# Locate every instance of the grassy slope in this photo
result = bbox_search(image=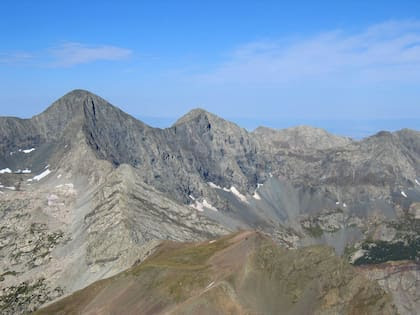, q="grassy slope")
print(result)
[35,231,396,315]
